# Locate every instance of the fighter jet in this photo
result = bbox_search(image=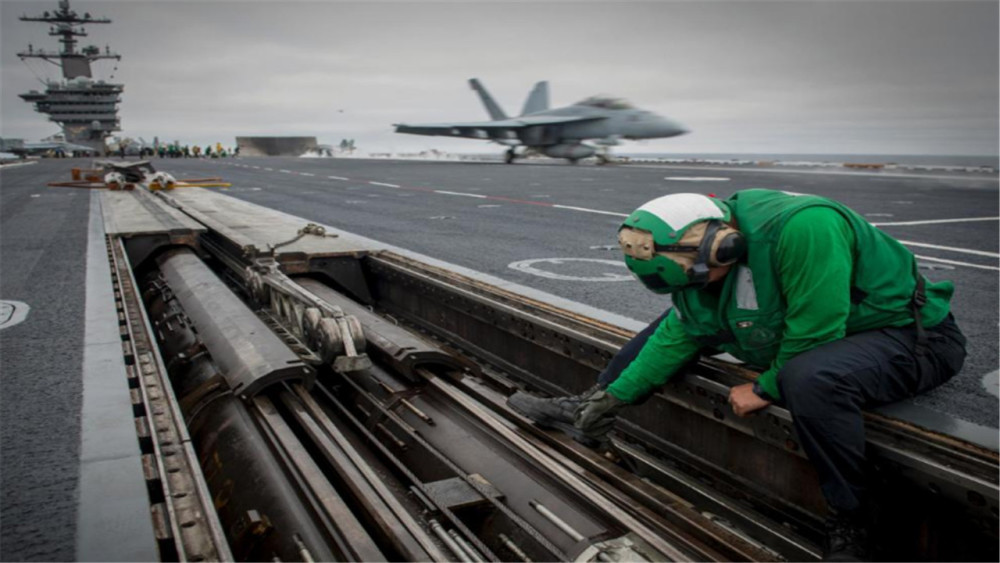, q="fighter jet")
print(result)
[4,139,100,157]
[394,78,688,164]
